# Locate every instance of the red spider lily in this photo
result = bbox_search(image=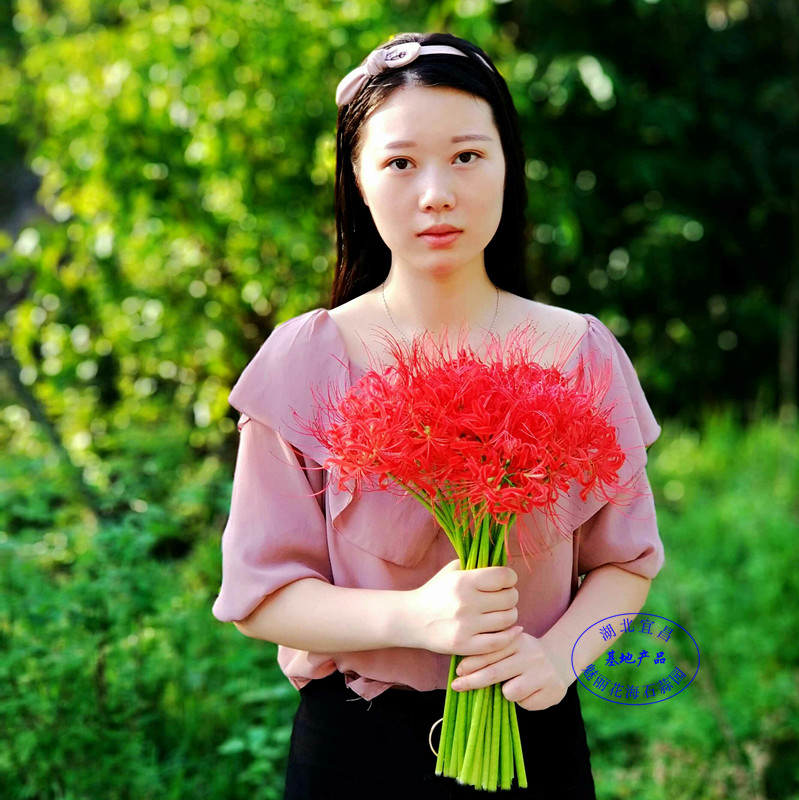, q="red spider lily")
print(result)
[291,317,648,791]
